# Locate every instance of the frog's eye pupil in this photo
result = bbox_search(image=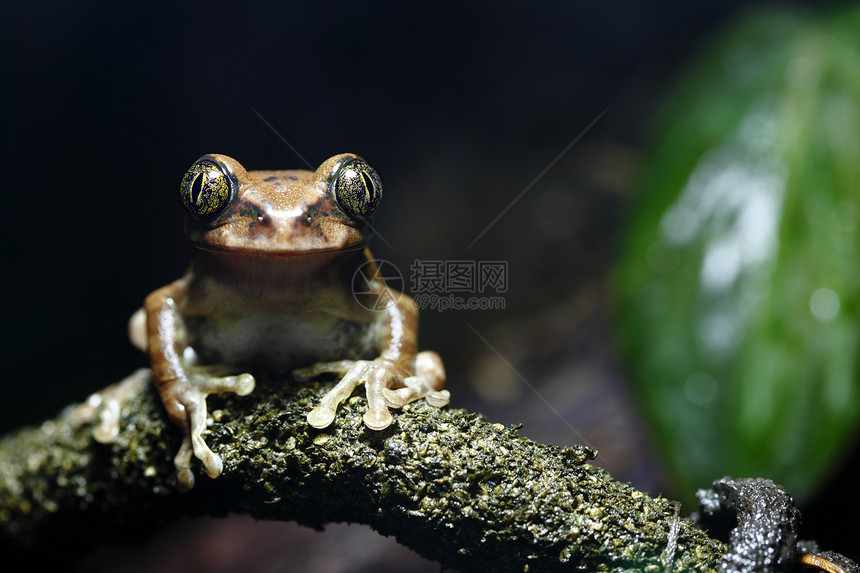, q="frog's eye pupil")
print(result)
[190,173,203,205]
[180,159,233,219]
[360,172,374,201]
[333,158,382,221]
